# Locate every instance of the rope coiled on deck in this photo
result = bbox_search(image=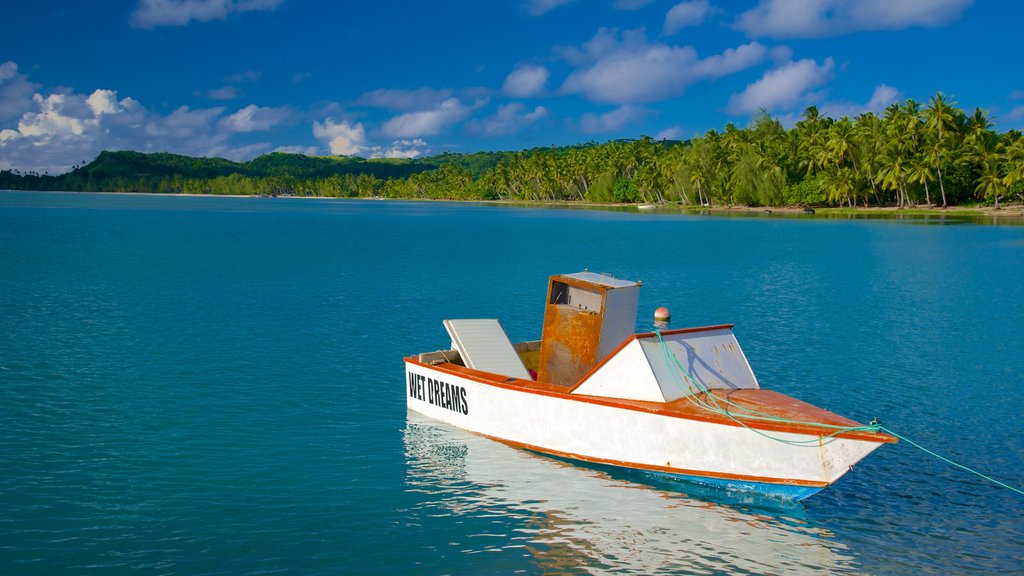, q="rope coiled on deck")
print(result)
[653,330,1024,496]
